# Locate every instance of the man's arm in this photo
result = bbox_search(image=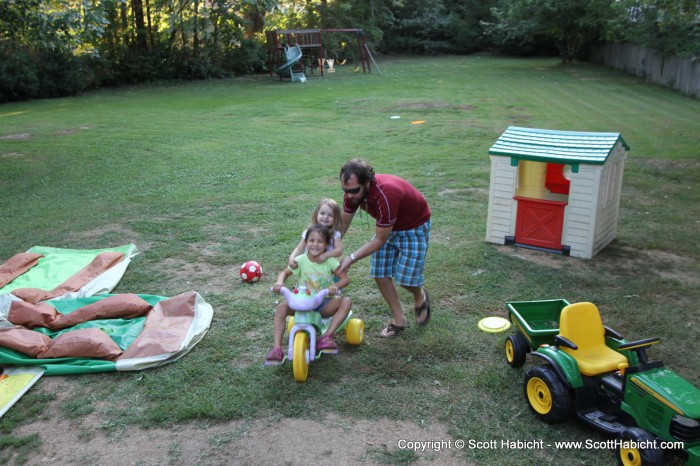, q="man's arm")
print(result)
[340,211,355,237]
[338,225,392,274]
